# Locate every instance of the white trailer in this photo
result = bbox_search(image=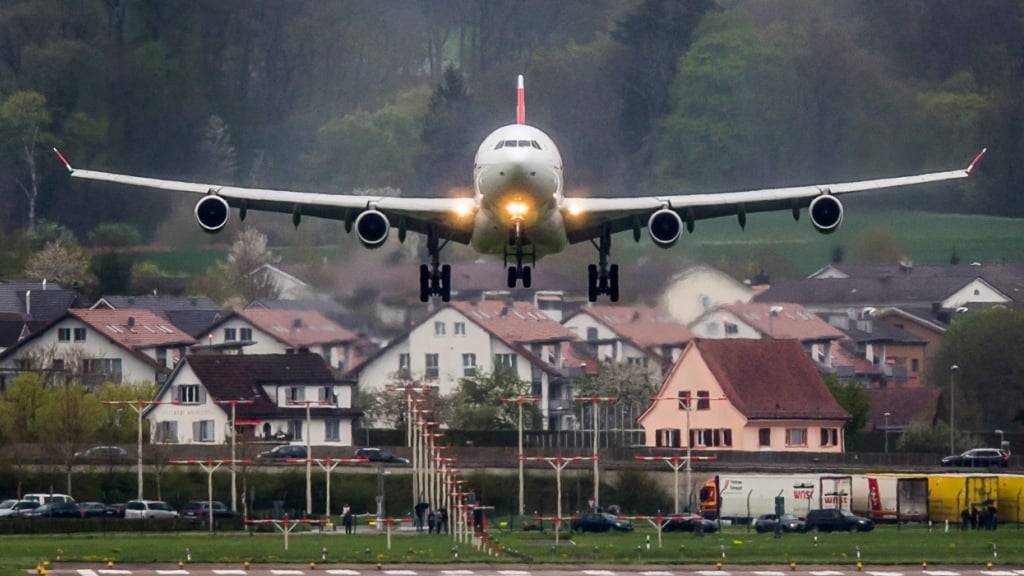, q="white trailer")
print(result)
[714,473,837,520]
